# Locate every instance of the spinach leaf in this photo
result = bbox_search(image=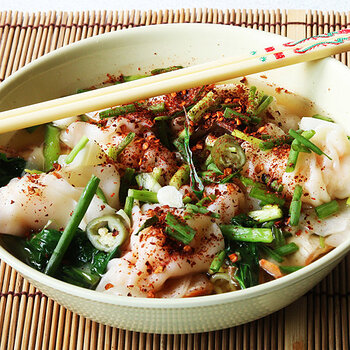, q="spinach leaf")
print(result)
[230,213,258,228]
[226,241,260,289]
[0,152,26,187]
[24,227,119,289]
[24,229,61,271]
